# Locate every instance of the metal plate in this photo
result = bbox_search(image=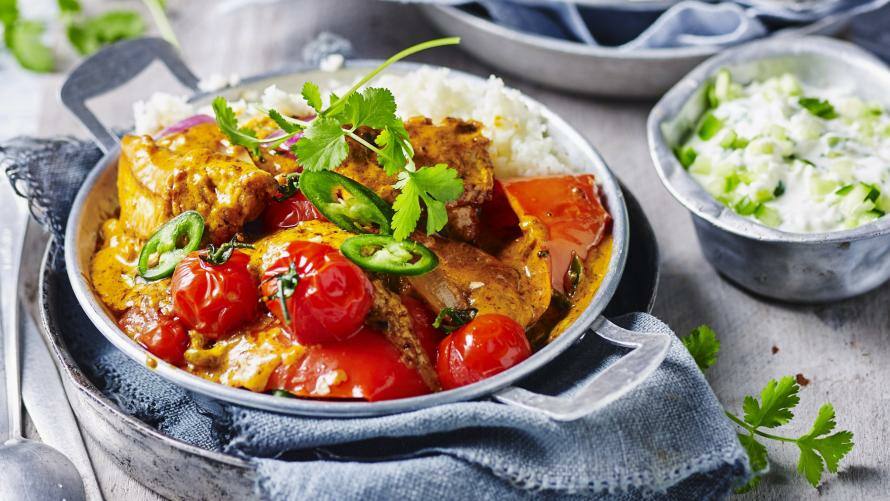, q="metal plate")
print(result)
[42,188,658,500]
[420,5,860,98]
